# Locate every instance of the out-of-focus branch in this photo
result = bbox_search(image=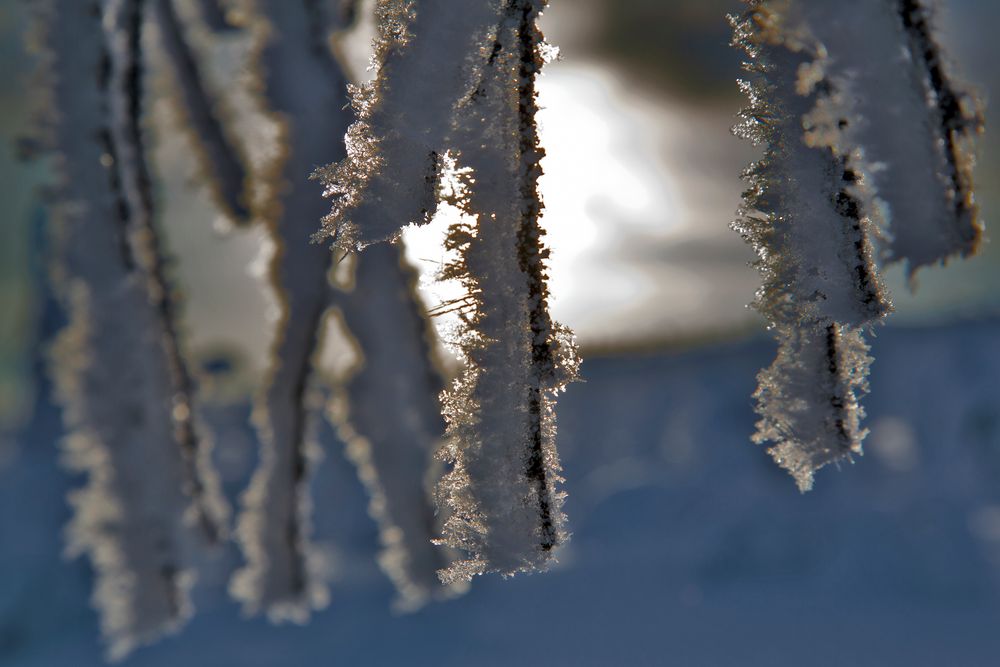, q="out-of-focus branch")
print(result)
[40,0,227,658]
[152,0,252,223]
